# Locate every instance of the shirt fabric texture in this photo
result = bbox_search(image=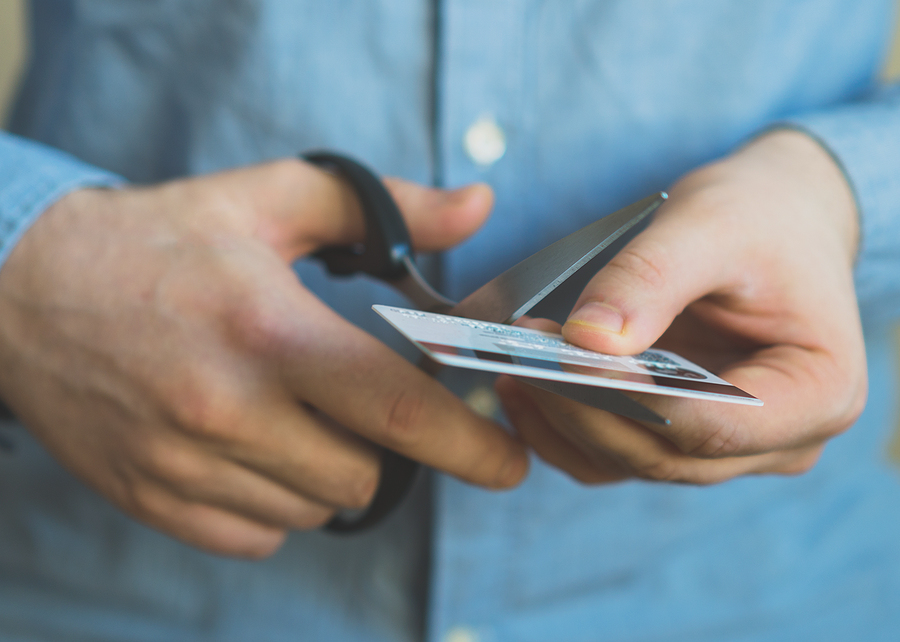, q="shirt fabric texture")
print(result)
[2,1,900,640]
